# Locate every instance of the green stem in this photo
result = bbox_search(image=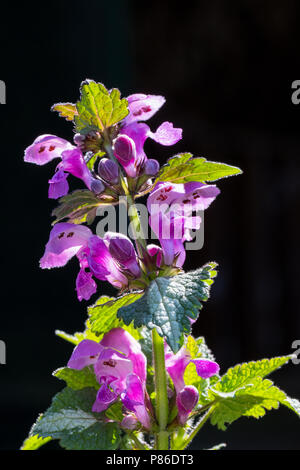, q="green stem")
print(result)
[152,328,169,450]
[126,193,147,255]
[177,406,215,450]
